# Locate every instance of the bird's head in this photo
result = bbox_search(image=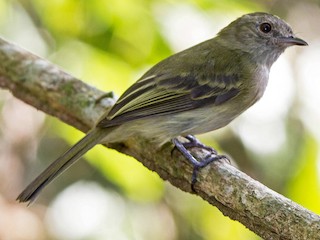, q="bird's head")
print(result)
[217,12,307,66]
